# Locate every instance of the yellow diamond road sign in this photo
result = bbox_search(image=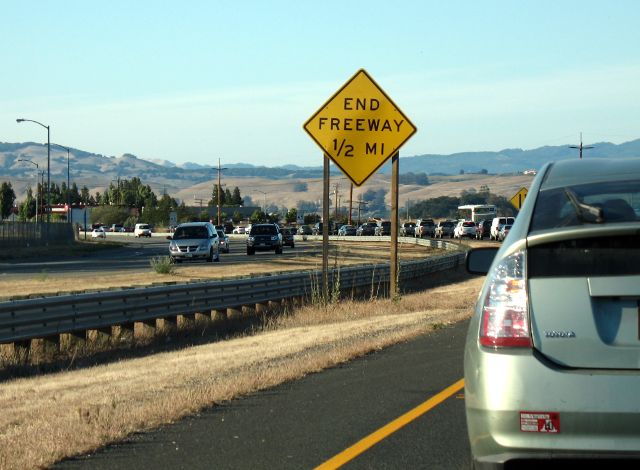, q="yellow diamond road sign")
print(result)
[510,187,528,210]
[304,69,417,186]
